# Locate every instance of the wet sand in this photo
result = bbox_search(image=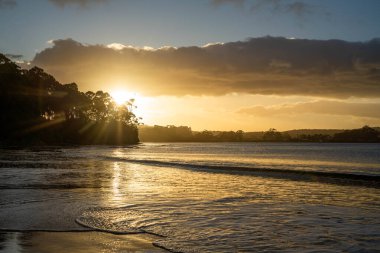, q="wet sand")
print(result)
[0,231,166,253]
